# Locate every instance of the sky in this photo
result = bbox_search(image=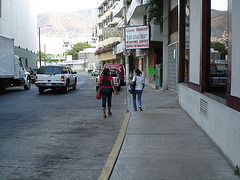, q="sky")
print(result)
[211,0,228,11]
[35,0,228,14]
[35,0,99,14]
